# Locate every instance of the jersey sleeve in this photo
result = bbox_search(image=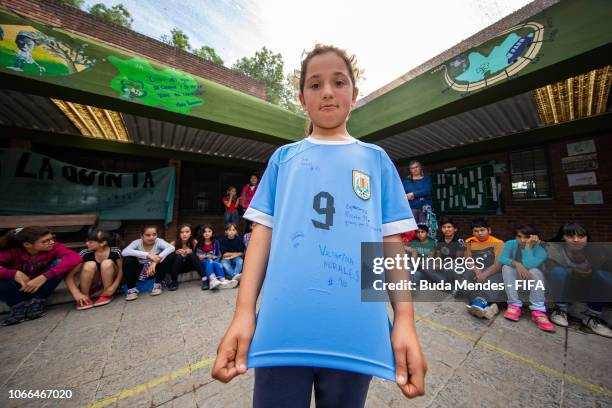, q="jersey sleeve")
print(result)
[243,148,281,228]
[380,150,417,236]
